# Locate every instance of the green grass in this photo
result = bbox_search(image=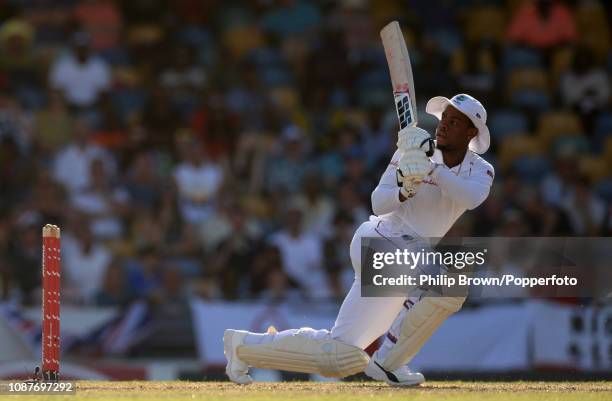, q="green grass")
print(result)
[3,381,612,401]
